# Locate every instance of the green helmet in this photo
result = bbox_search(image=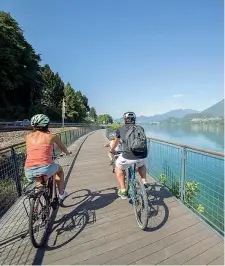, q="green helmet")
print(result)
[109,132,116,140]
[31,114,50,128]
